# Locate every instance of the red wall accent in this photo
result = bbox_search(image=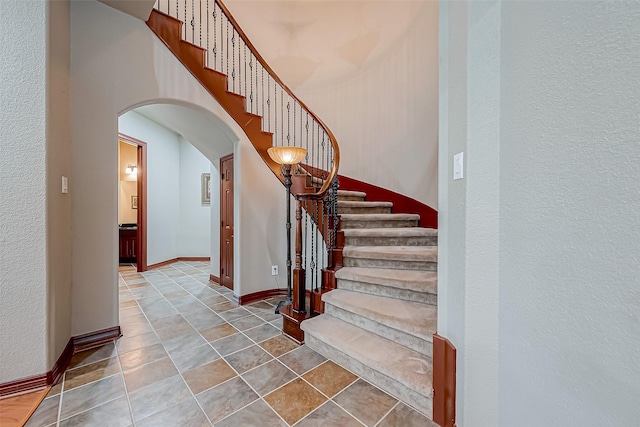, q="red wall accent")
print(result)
[337,174,438,228]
